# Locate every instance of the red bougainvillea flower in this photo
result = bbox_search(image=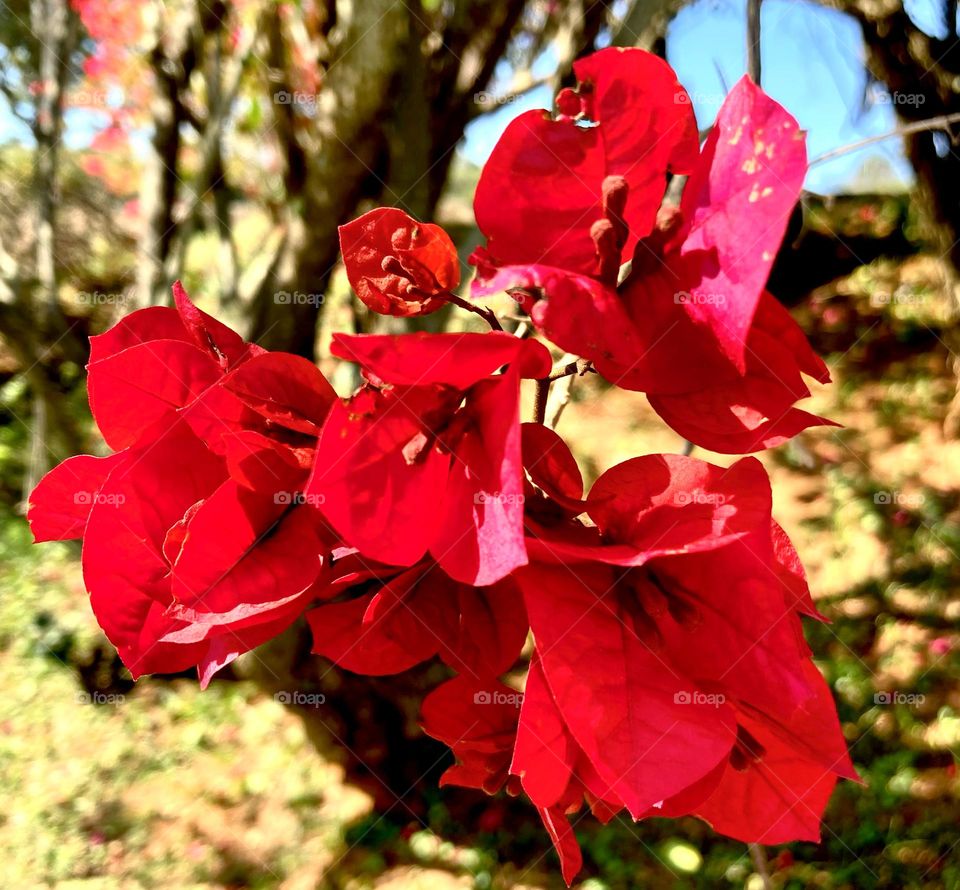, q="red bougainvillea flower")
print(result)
[472,49,834,453]
[427,431,854,882]
[339,207,460,317]
[306,331,551,585]
[28,284,340,683]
